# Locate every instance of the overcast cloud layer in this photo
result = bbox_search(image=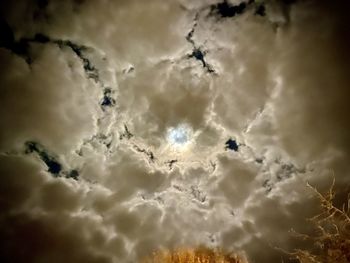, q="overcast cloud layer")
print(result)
[1,0,350,262]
